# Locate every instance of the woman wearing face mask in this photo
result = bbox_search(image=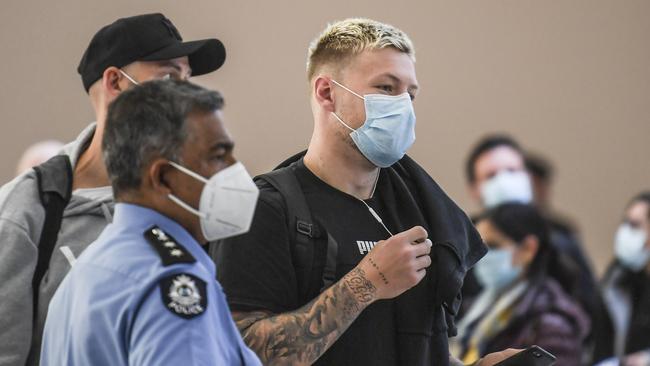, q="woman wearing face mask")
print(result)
[596,192,650,366]
[451,203,589,366]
